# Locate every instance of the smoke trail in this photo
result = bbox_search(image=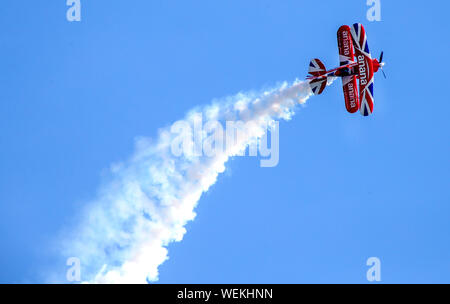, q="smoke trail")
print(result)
[63,78,329,283]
